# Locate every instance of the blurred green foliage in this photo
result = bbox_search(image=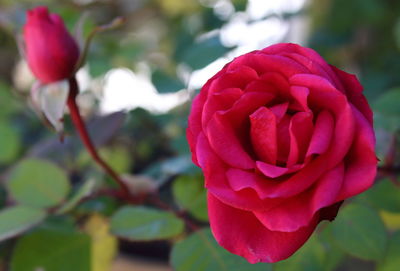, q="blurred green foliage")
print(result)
[0,0,399,270]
